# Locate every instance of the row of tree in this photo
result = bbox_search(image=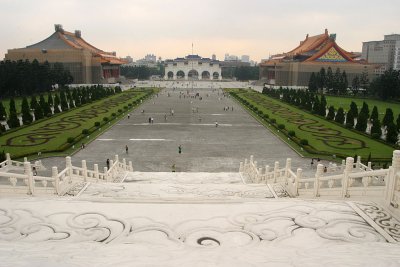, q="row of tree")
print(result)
[0,59,73,97]
[0,85,122,131]
[369,69,400,100]
[120,64,164,80]
[308,66,354,94]
[262,87,399,144]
